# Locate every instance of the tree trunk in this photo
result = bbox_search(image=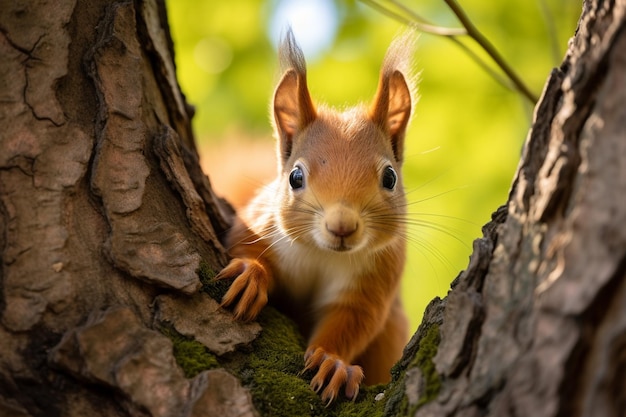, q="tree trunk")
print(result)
[0,1,624,417]
[391,1,626,416]
[0,1,246,416]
